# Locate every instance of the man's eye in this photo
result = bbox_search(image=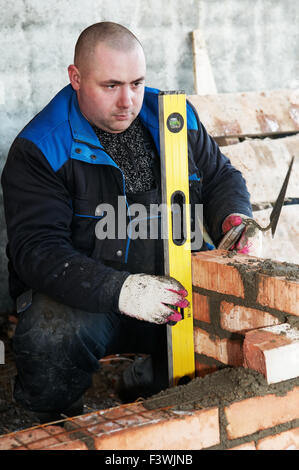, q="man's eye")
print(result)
[132,82,144,90]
